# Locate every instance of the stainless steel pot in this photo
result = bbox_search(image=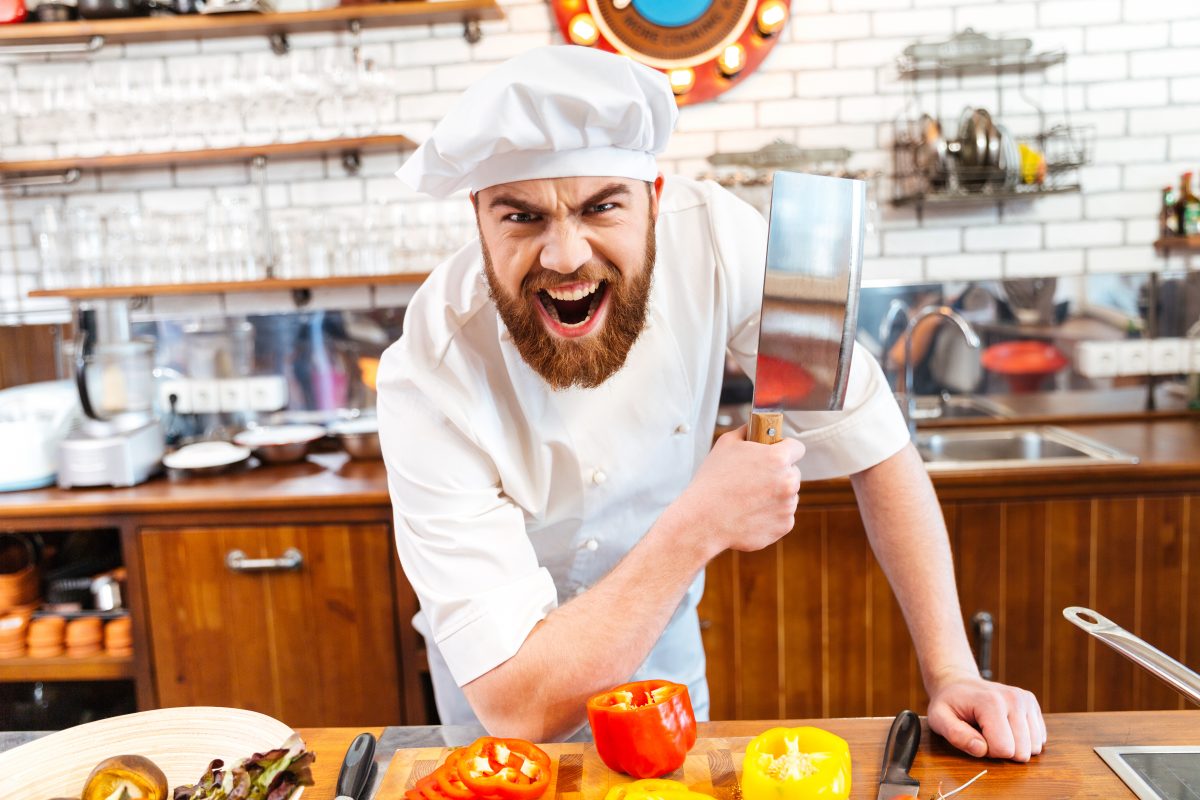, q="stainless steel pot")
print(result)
[1064,606,1200,706]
